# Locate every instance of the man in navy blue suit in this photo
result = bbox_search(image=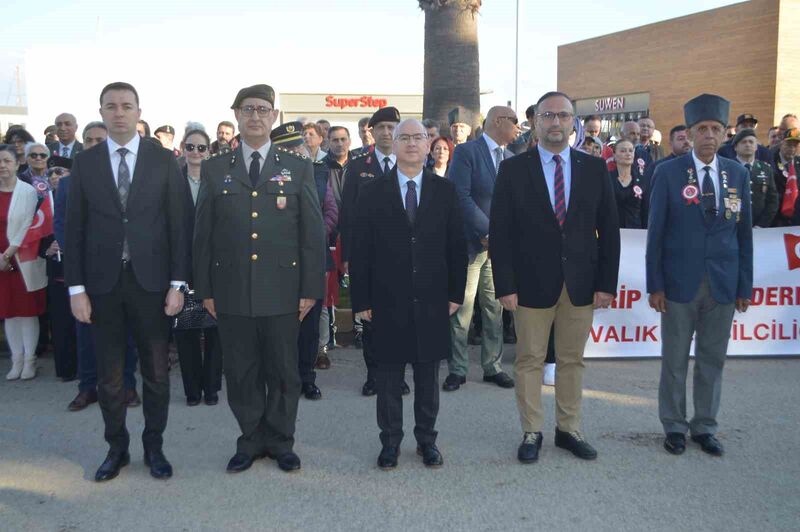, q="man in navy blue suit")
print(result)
[647,94,753,458]
[446,106,520,392]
